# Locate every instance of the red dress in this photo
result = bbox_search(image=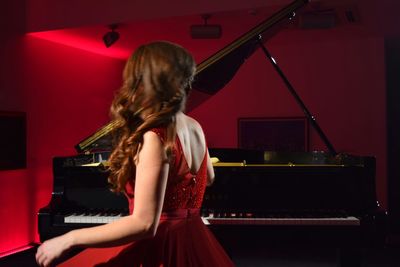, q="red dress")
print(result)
[58,128,235,267]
